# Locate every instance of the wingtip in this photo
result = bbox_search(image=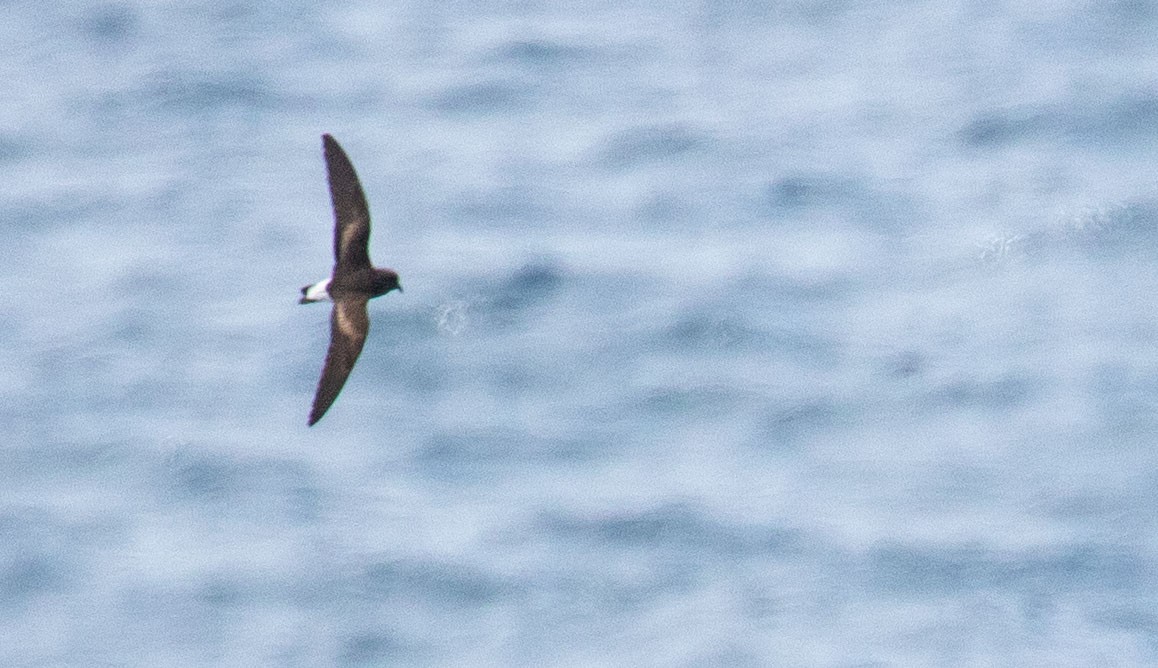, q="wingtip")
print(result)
[322,134,347,165]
